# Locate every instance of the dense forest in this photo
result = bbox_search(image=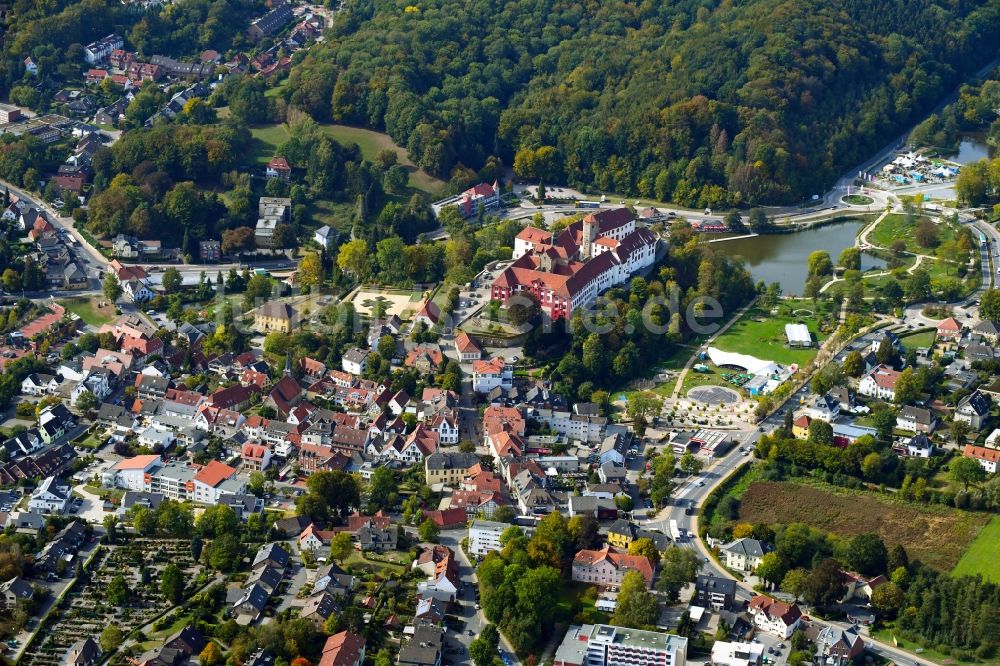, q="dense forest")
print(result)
[283,0,1000,207]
